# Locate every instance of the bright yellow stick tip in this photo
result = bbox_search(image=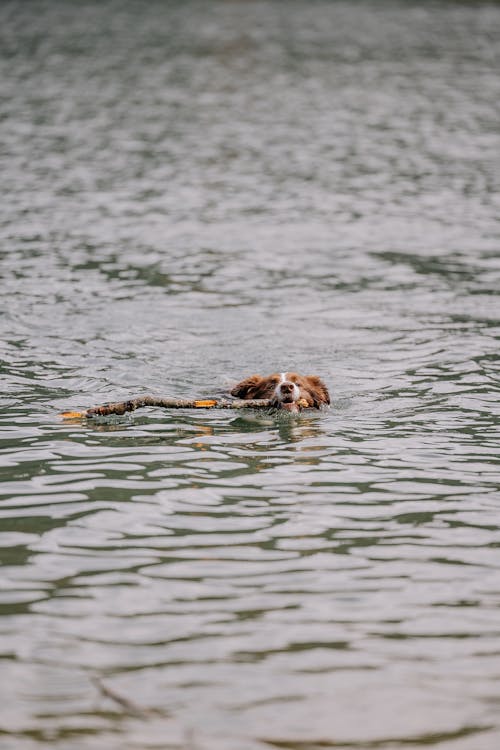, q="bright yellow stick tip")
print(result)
[194,400,217,408]
[59,410,86,419]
